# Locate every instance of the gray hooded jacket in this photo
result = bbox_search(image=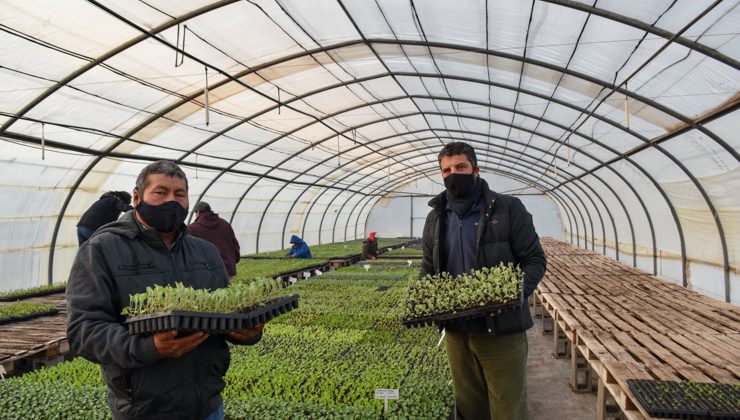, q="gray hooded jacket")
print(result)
[67,210,259,420]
